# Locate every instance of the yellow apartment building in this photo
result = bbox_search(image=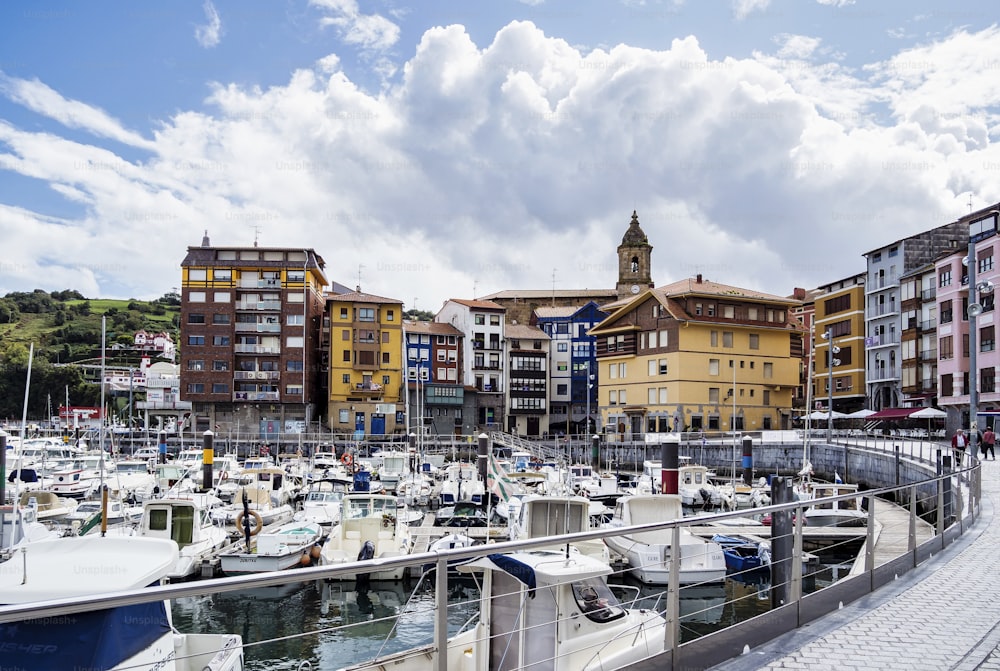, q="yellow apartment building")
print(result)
[589,274,804,438]
[326,289,405,437]
[812,274,867,414]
